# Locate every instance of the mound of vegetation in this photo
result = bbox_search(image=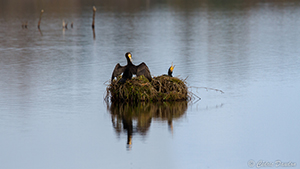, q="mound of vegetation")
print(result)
[107,75,189,102]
